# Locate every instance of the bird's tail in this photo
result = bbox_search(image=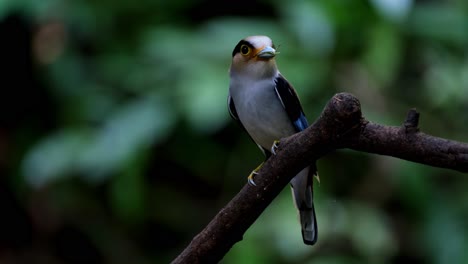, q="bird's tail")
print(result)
[290,166,317,245]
